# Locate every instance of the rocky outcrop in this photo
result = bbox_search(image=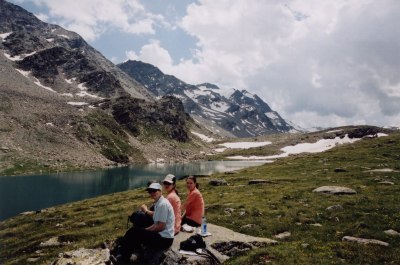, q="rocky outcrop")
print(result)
[98,95,191,142]
[313,186,357,195]
[342,236,389,247]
